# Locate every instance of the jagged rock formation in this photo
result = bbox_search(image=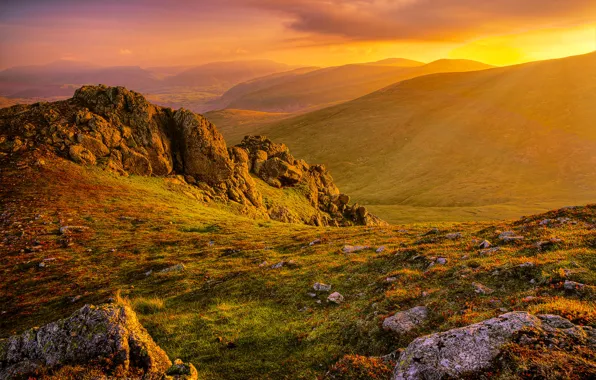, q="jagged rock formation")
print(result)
[238,136,386,226]
[393,312,596,380]
[0,303,174,379]
[0,85,383,226]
